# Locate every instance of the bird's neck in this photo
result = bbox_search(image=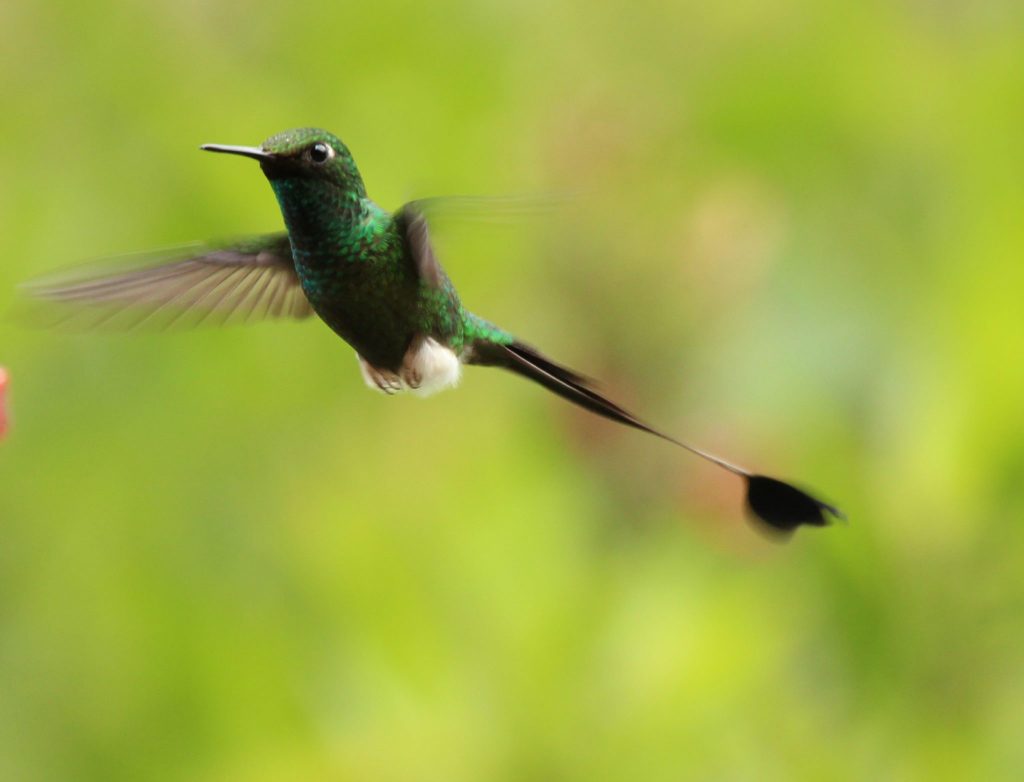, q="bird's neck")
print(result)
[270,178,377,255]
